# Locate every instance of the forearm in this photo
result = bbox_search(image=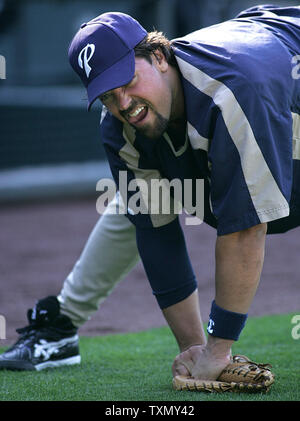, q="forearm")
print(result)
[203,223,267,368]
[162,290,206,351]
[135,219,206,351]
[172,223,268,379]
[135,218,197,309]
[215,223,267,314]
